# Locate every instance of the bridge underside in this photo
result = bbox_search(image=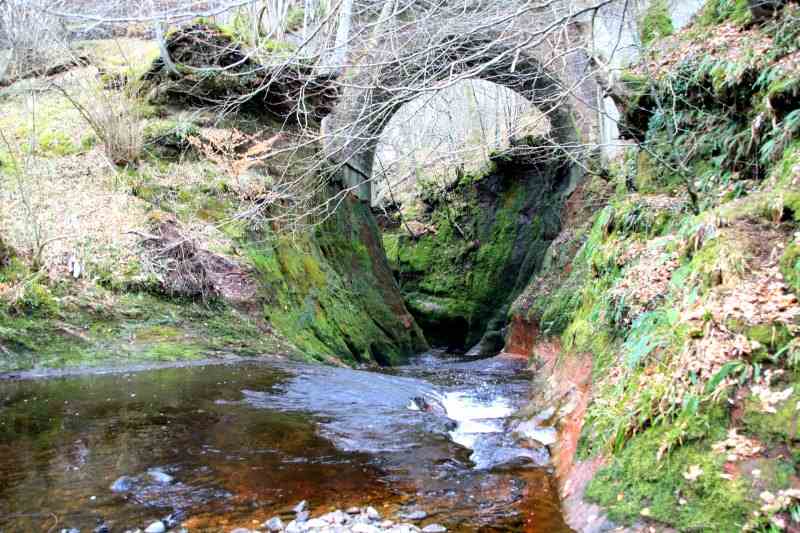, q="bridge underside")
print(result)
[324,23,600,202]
